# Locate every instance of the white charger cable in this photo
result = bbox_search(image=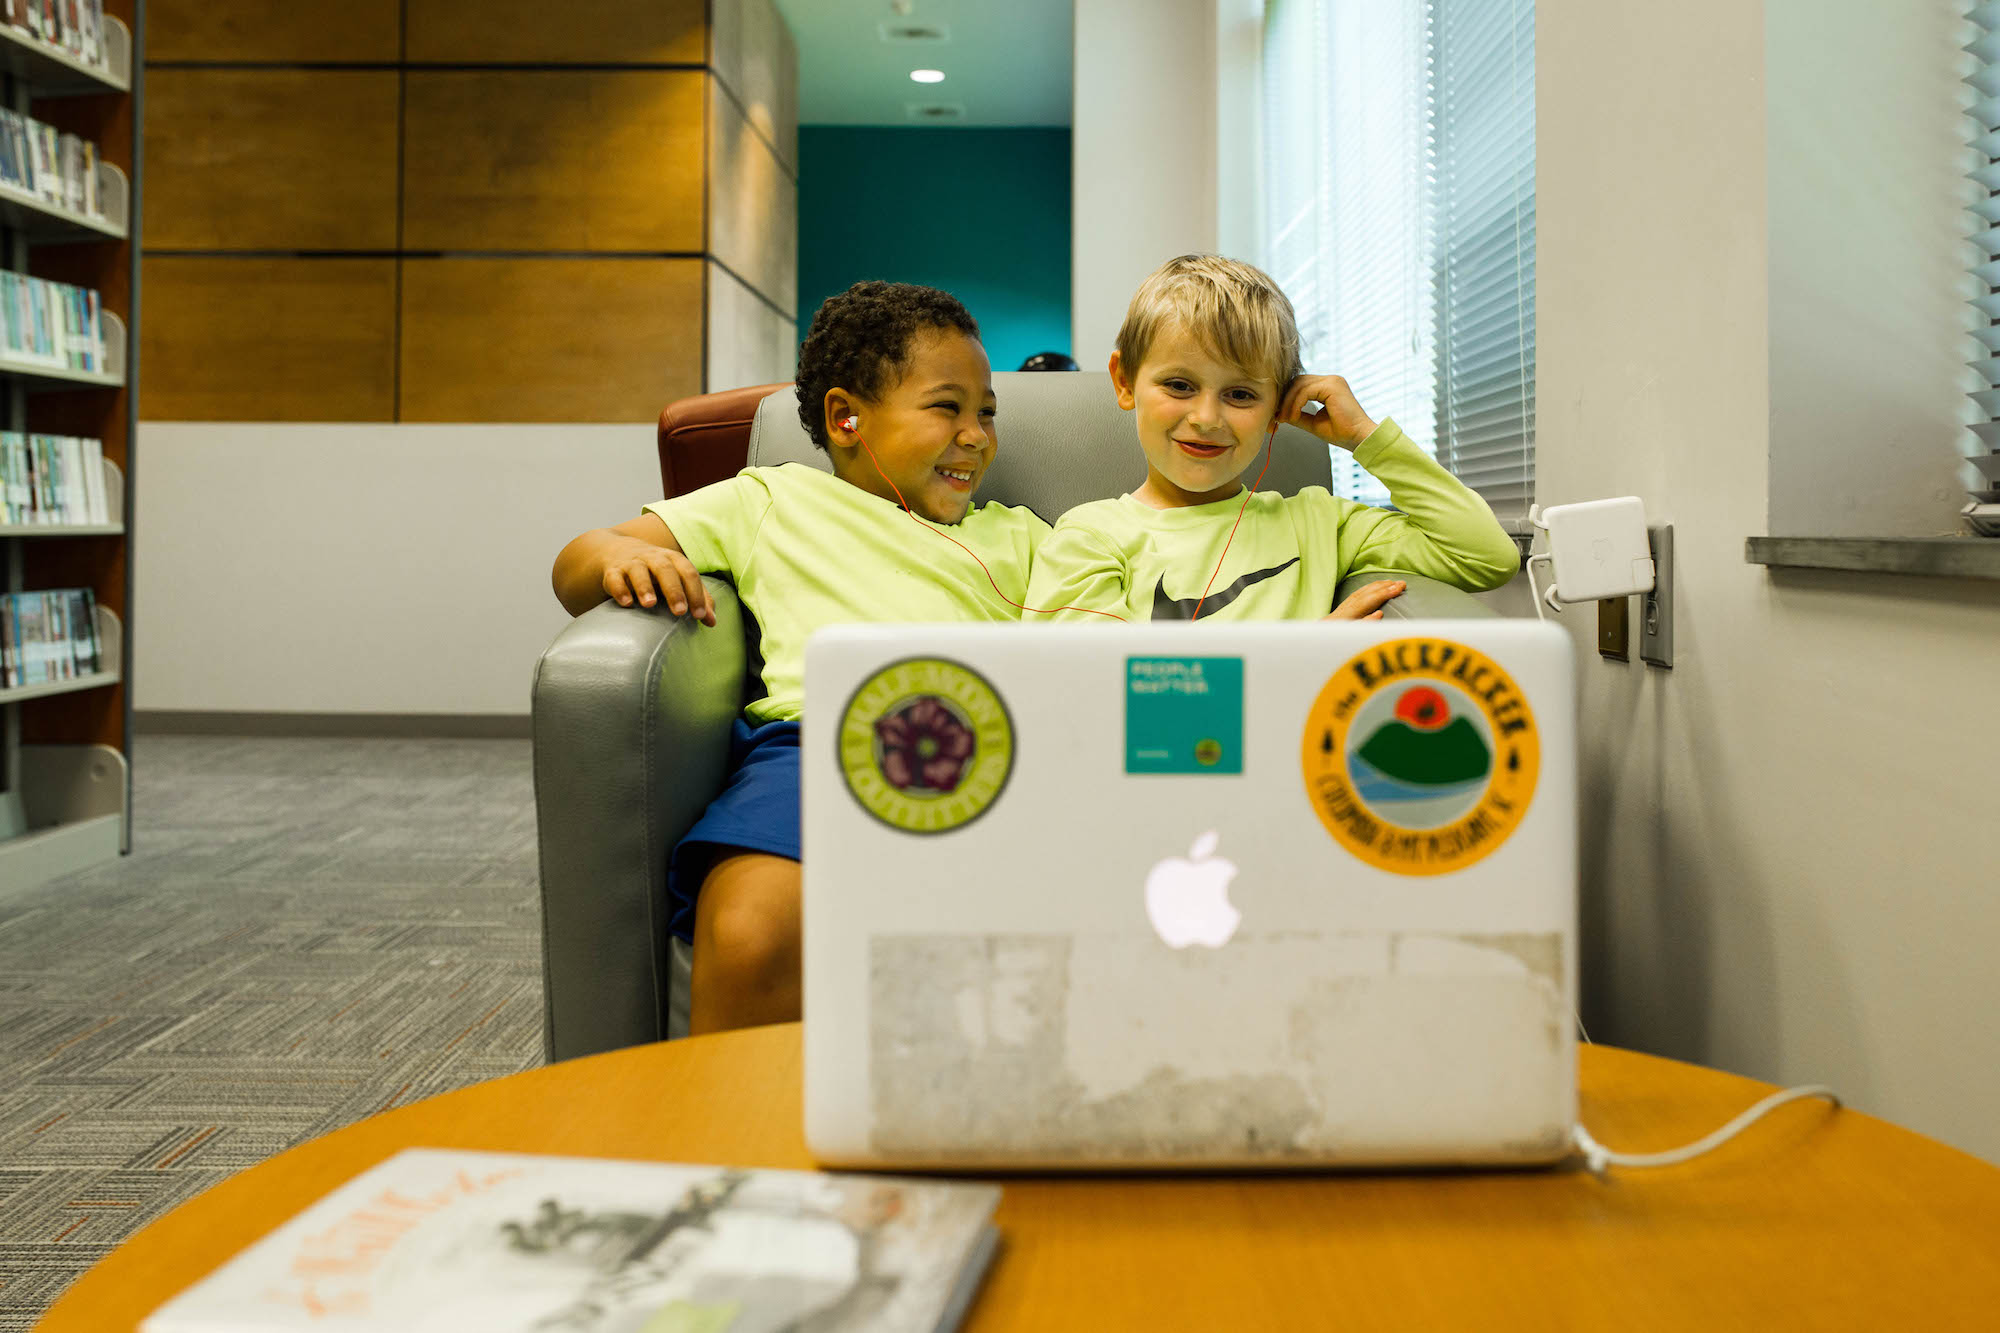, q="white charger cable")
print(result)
[1523,504,1559,621]
[1565,1003,1840,1175]
[1525,552,1558,621]
[1571,1084,1842,1176]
